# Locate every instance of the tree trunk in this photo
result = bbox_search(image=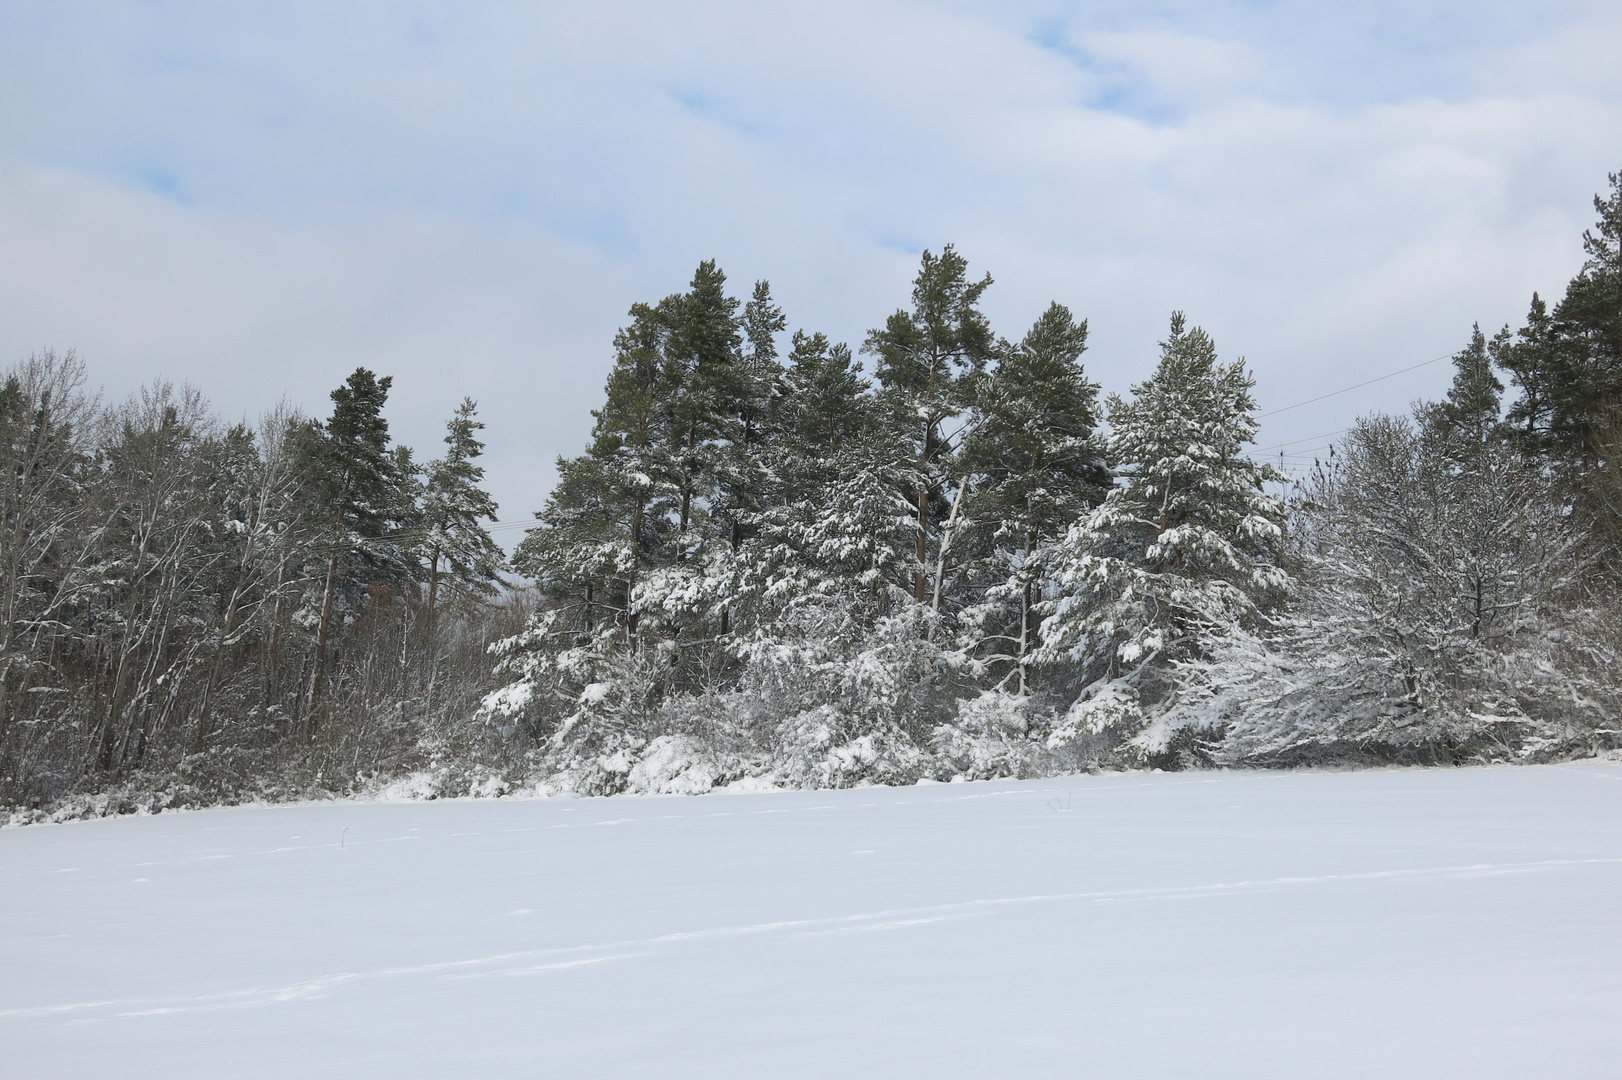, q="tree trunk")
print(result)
[932,479,969,613]
[628,502,643,639]
[1018,528,1036,697]
[309,551,339,730]
[914,488,929,601]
